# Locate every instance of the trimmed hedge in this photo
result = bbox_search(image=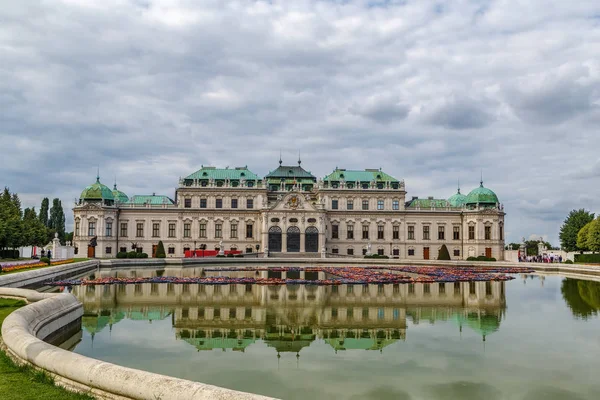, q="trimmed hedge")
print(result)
[564,259,574,264]
[40,257,51,265]
[466,256,497,262]
[574,254,600,264]
[116,252,127,259]
[364,254,389,259]
[155,241,166,258]
[438,245,451,261]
